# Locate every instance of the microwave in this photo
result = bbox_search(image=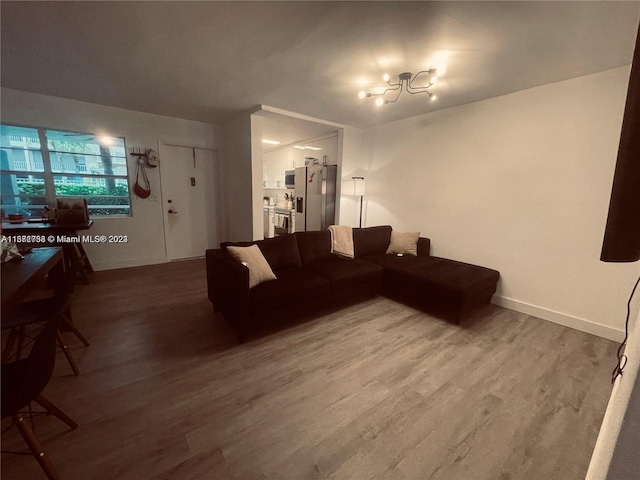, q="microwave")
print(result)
[284,170,296,189]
